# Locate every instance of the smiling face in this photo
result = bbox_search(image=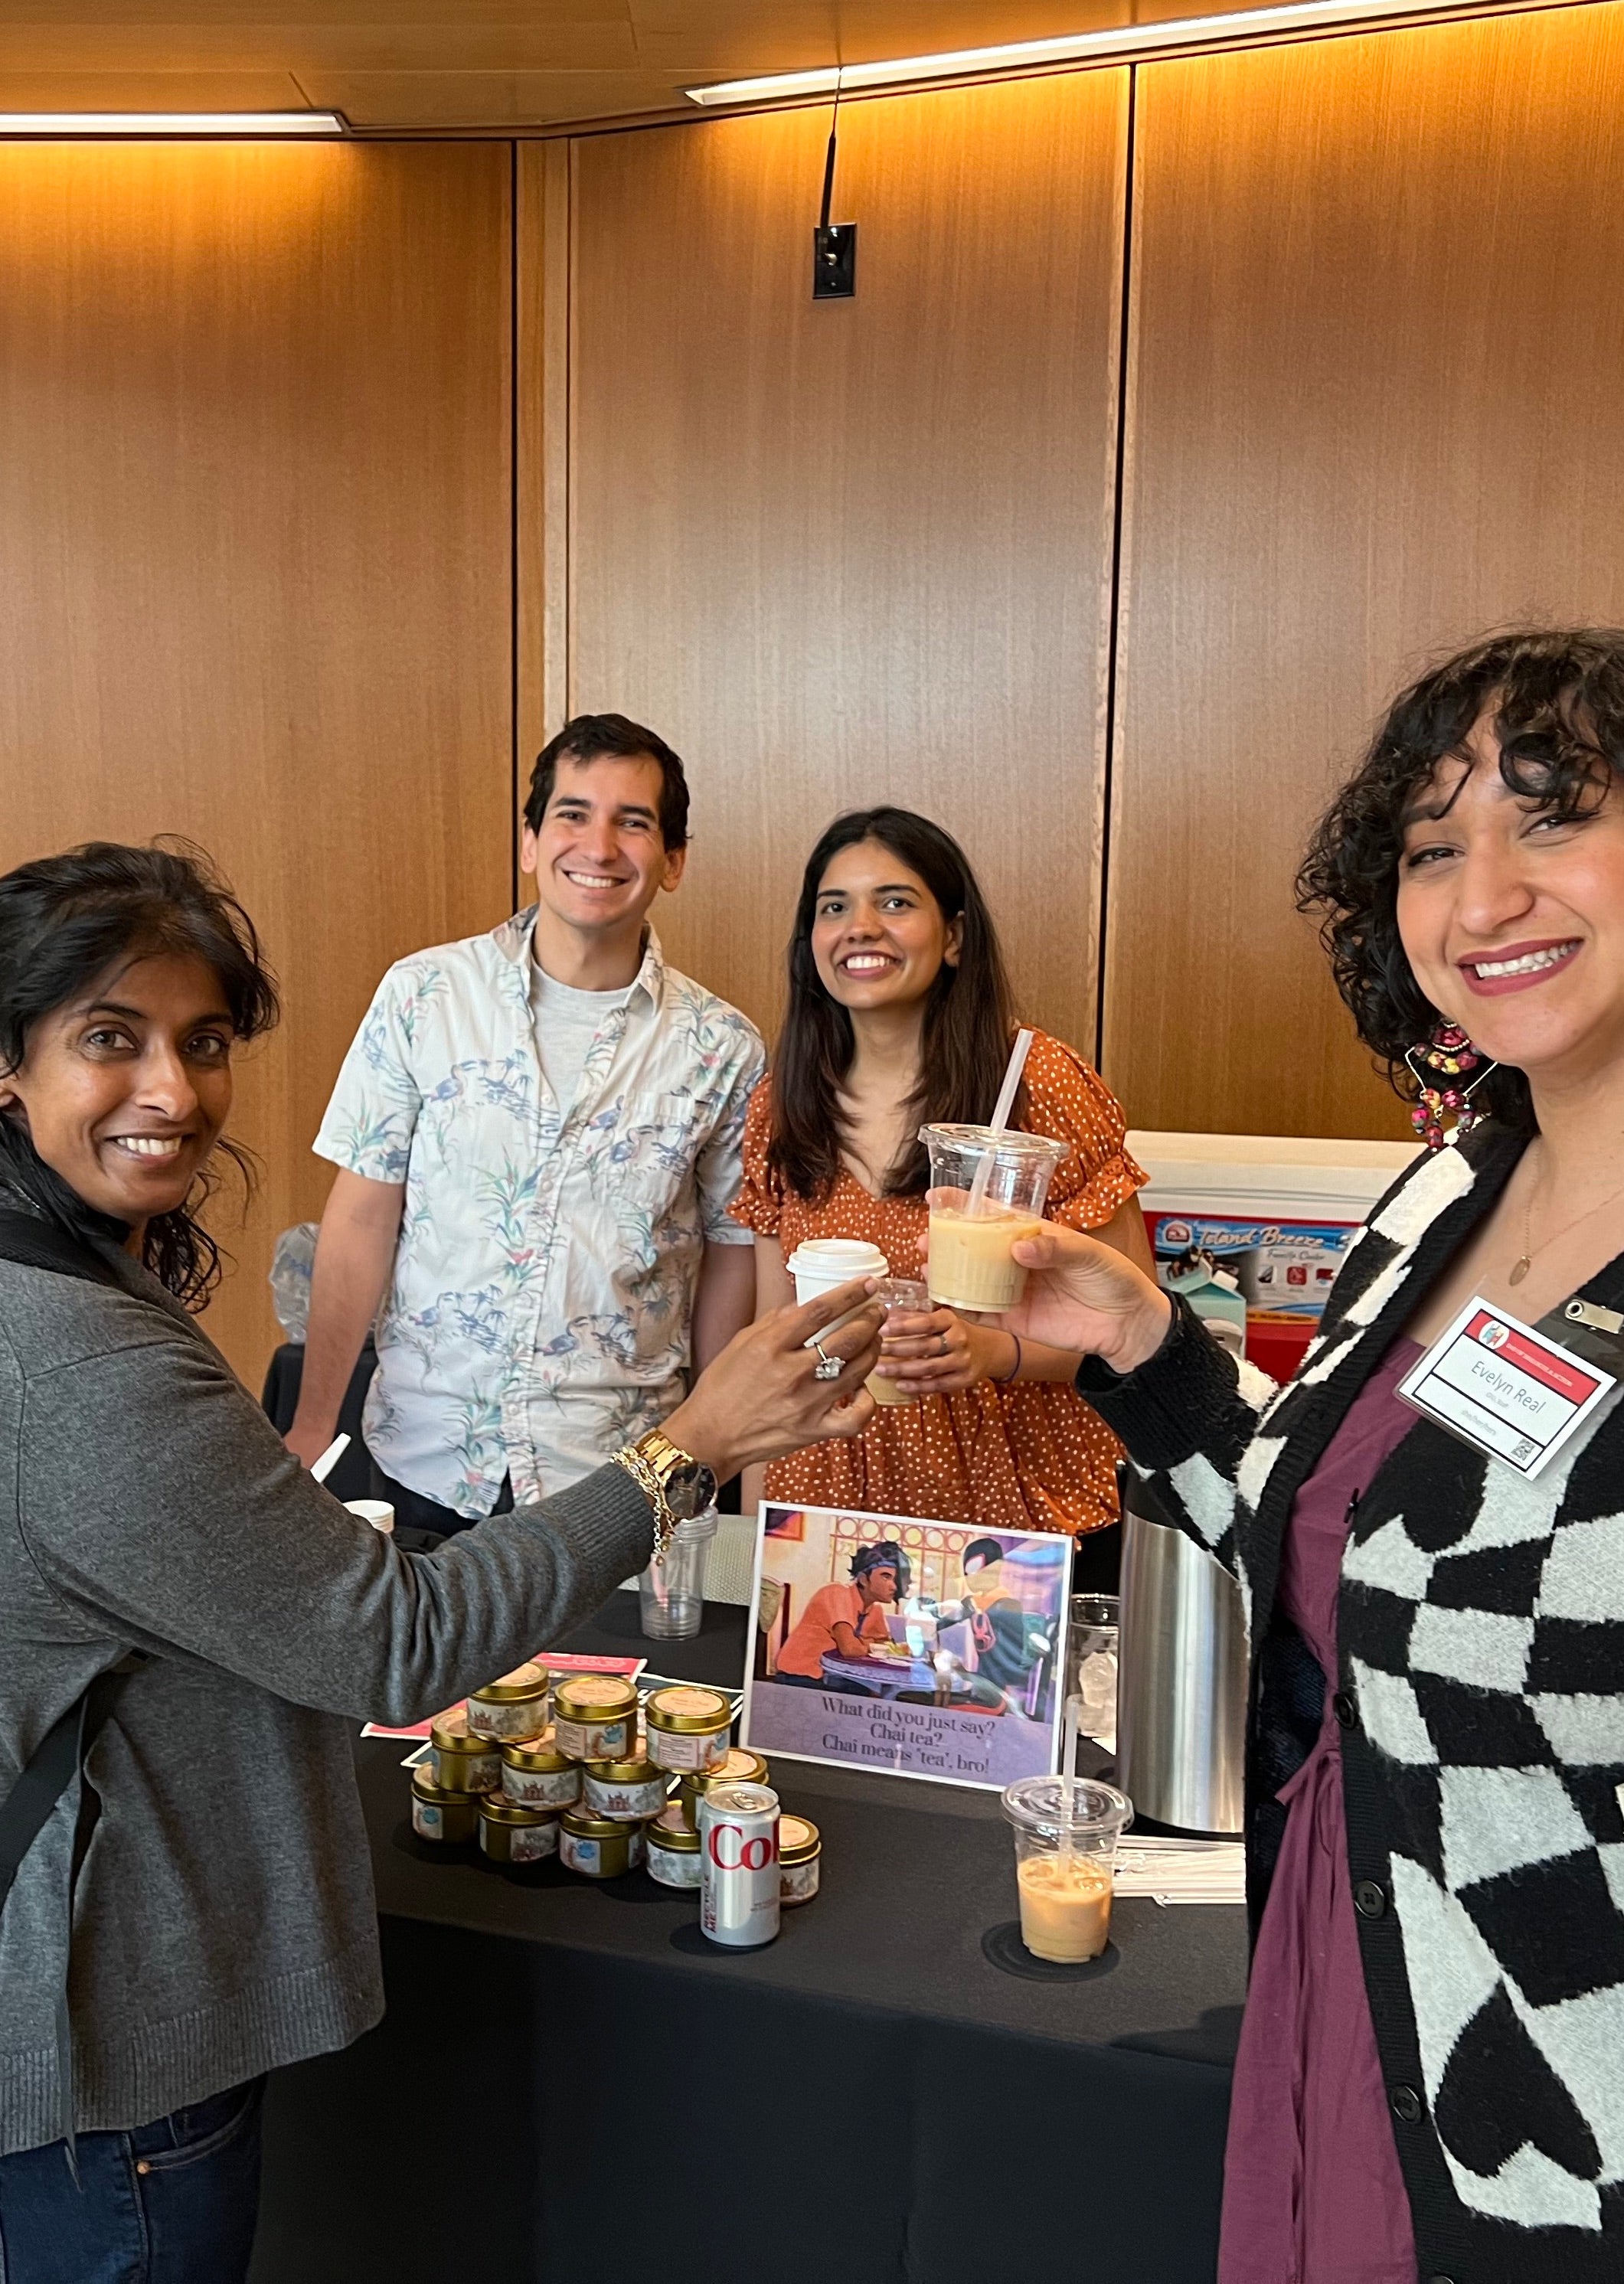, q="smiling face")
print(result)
[0,951,234,1233]
[1395,712,1624,1093]
[809,839,962,1013]
[520,752,685,941]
